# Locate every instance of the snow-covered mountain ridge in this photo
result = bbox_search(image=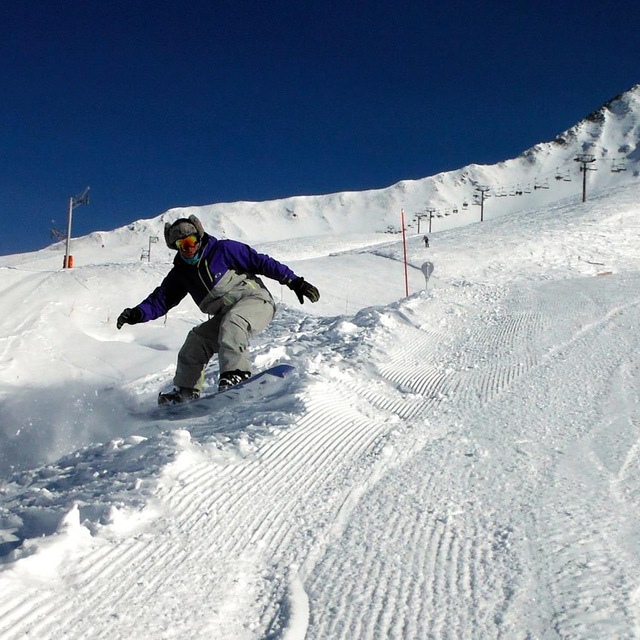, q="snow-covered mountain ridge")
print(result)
[160,84,640,244]
[5,85,638,272]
